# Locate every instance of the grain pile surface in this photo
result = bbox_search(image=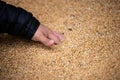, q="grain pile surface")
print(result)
[0,0,120,80]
